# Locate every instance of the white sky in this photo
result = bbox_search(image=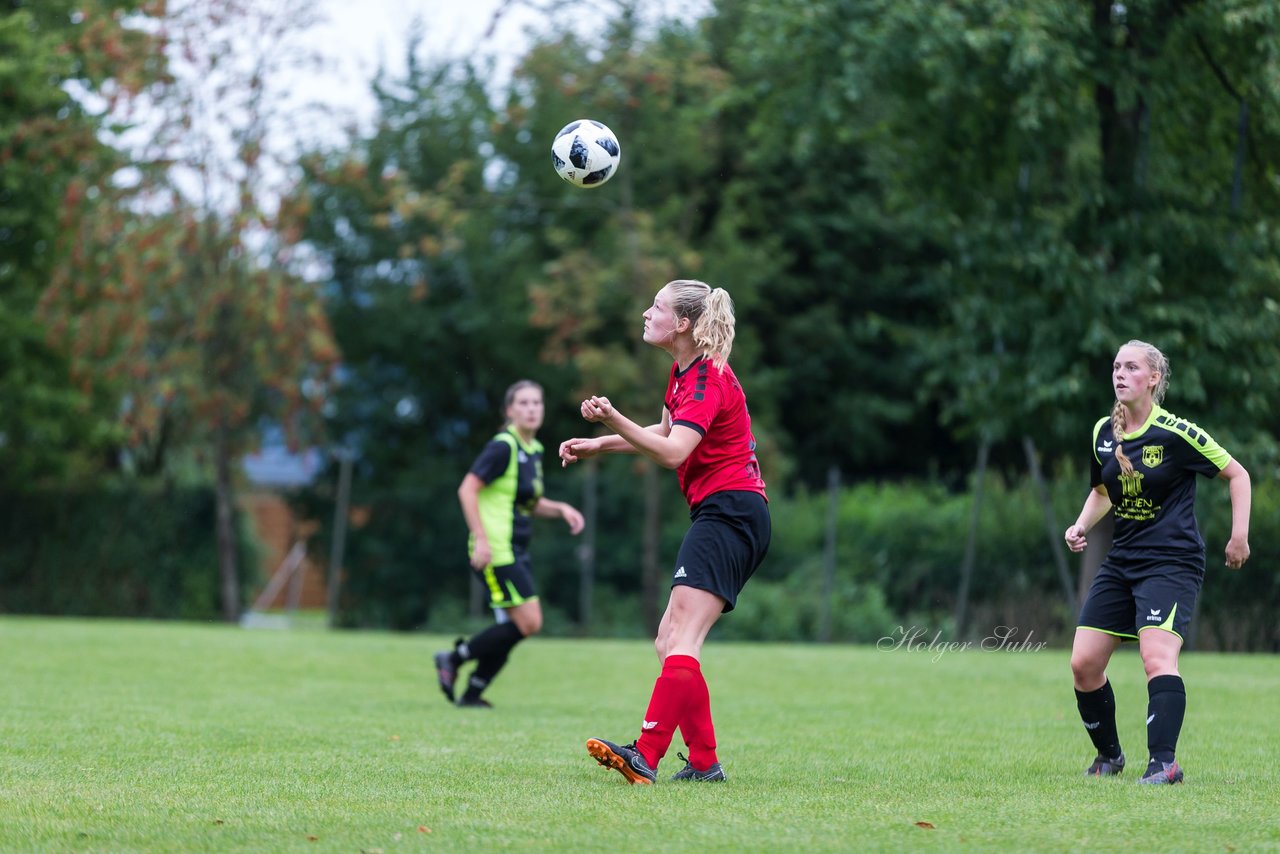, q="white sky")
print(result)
[294,0,709,135]
[300,0,547,133]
